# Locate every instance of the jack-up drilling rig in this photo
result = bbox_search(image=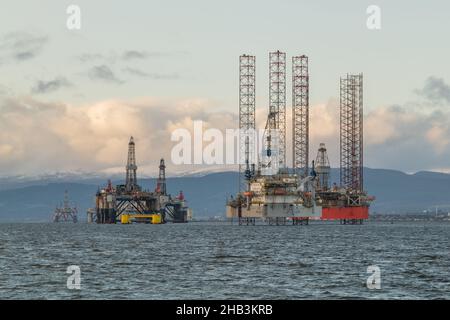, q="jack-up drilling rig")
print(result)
[226,53,373,225]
